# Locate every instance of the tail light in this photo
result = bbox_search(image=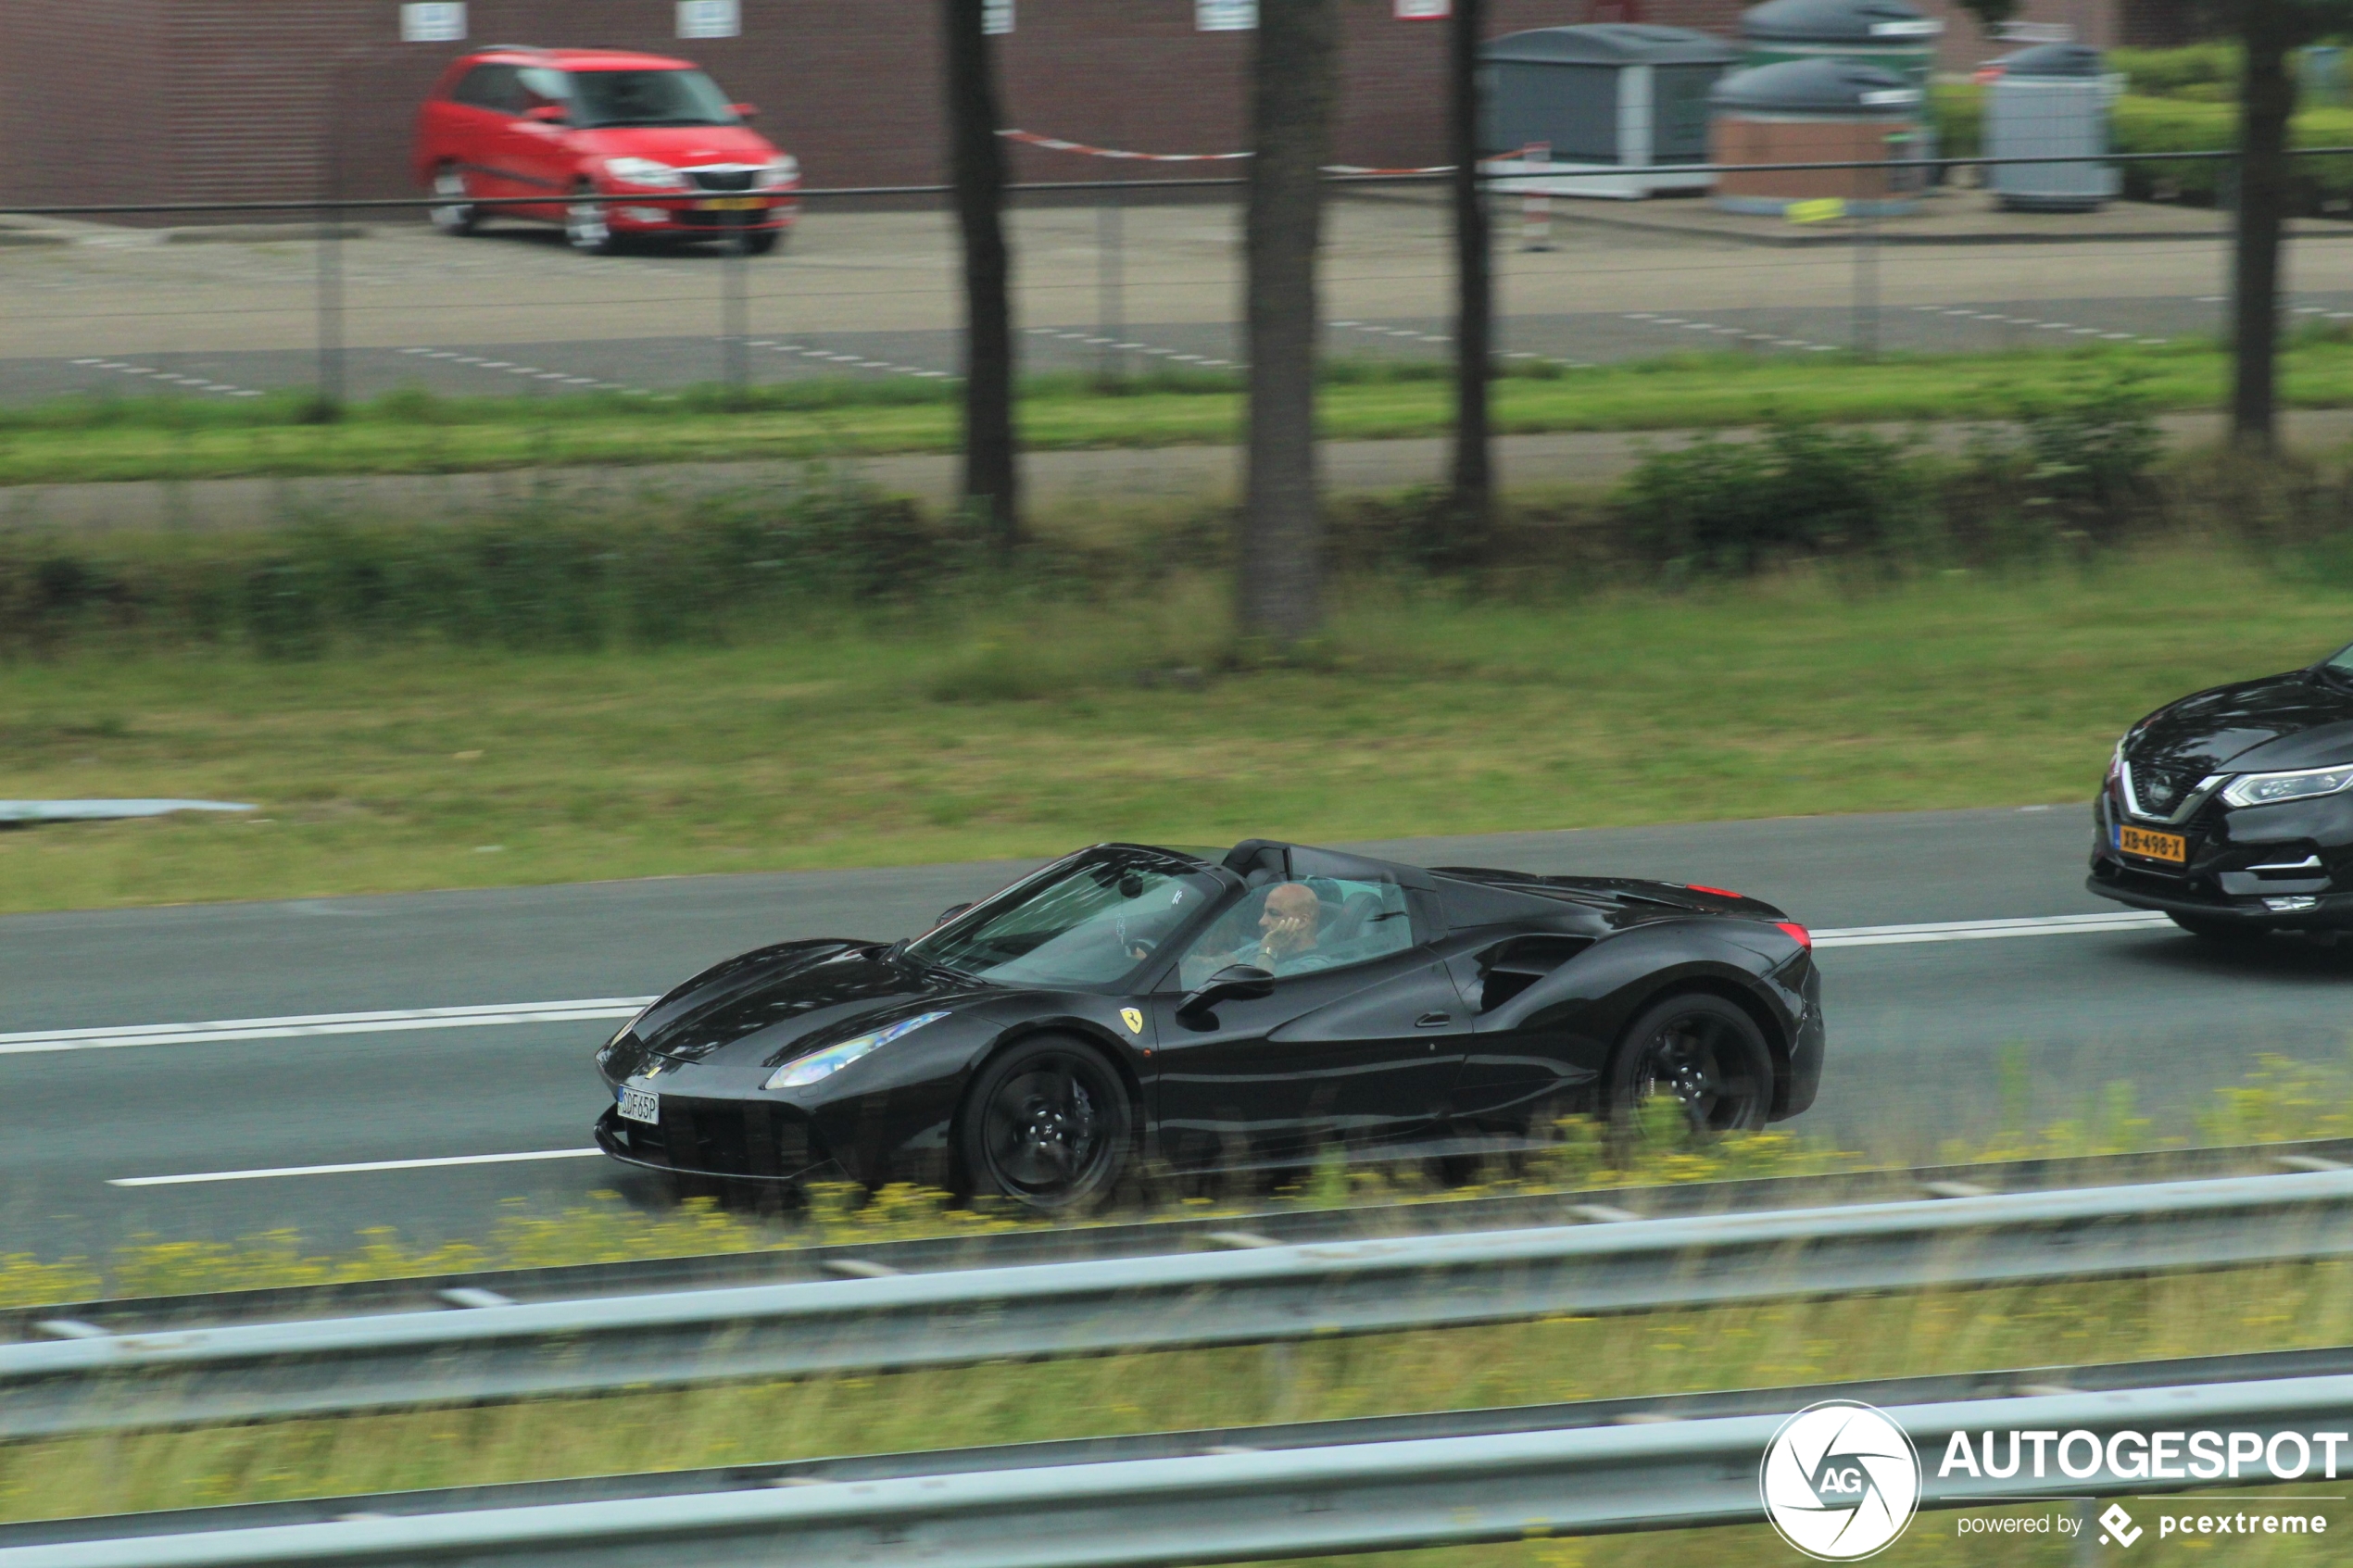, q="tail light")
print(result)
[1687,884,1743,899]
[1776,922,1813,949]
